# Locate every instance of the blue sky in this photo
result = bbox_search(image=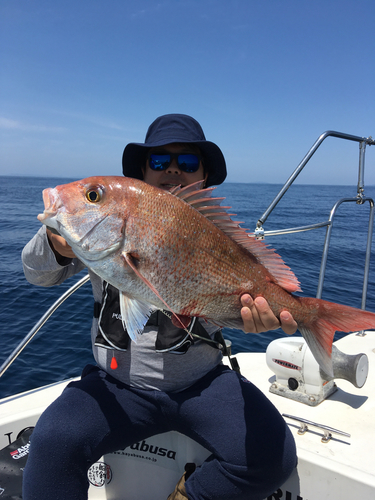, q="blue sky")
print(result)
[1,0,374,185]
